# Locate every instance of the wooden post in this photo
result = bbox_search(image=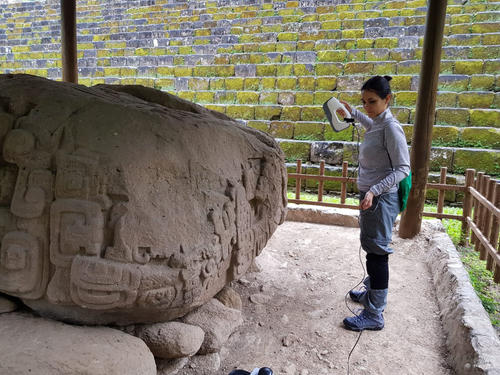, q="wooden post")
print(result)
[484,180,497,270]
[295,159,302,201]
[61,0,78,83]
[461,169,475,245]
[437,167,447,214]
[478,175,490,259]
[318,160,325,202]
[341,161,348,204]
[471,172,484,247]
[491,182,500,283]
[399,0,447,238]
